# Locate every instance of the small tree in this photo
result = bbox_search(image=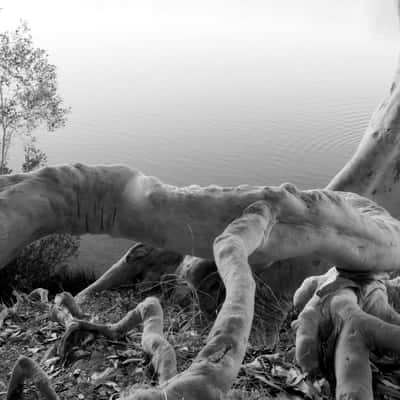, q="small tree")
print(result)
[0,21,69,173]
[22,137,47,172]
